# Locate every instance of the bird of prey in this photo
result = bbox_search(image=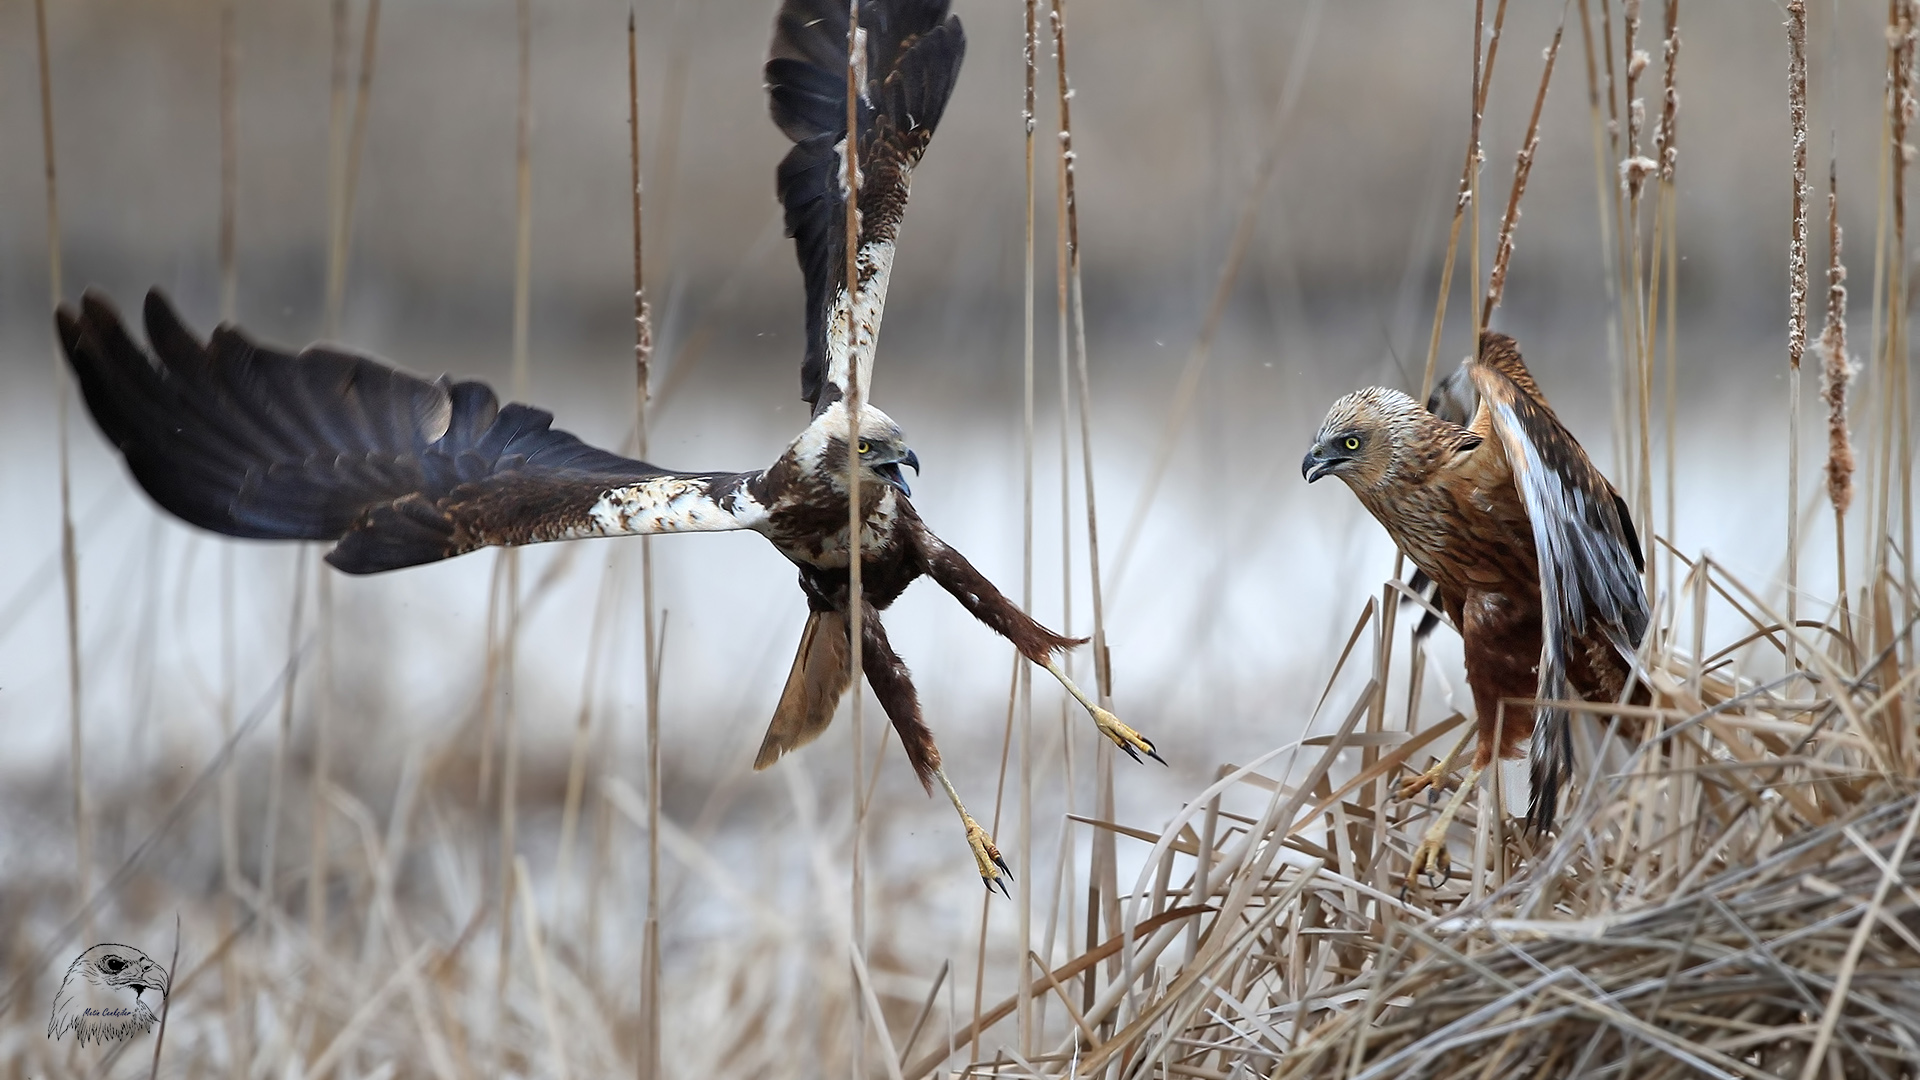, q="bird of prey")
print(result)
[57,0,1159,894]
[1302,331,1647,881]
[47,944,167,1047]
